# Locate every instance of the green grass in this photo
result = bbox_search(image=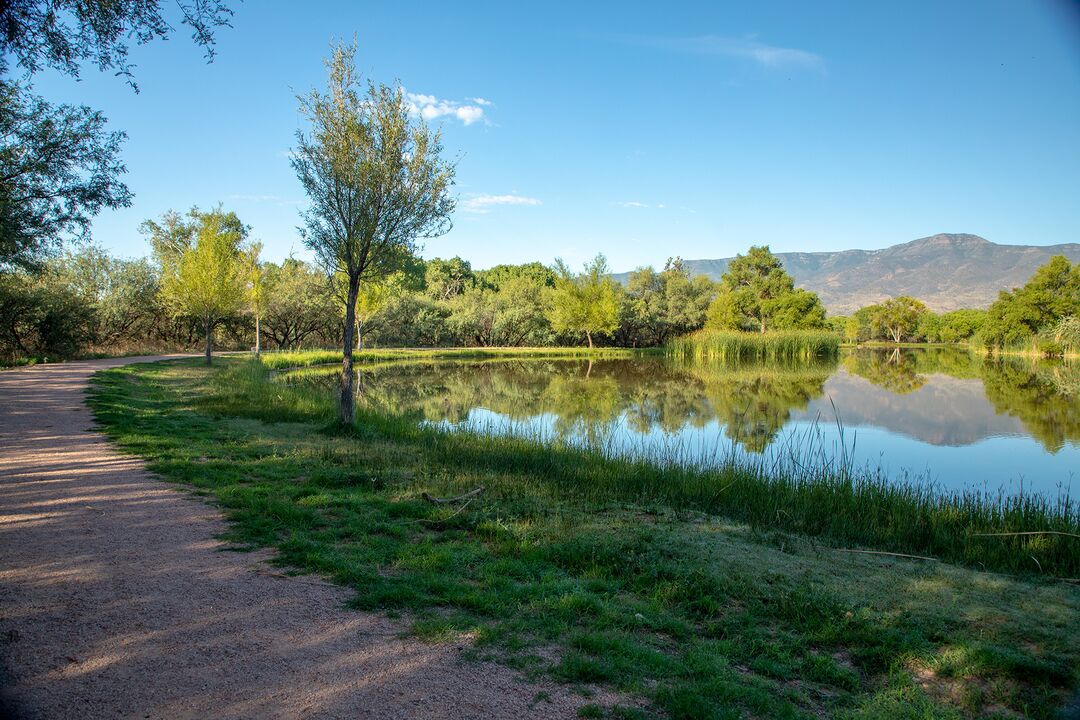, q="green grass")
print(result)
[88,356,1080,719]
[669,330,841,363]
